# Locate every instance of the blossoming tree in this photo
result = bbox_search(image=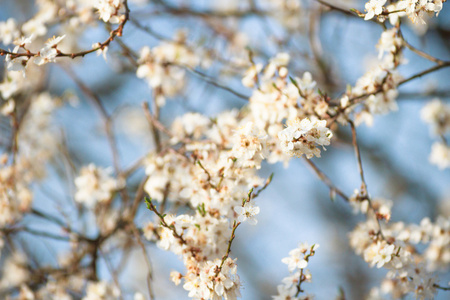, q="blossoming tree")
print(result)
[0,0,450,299]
